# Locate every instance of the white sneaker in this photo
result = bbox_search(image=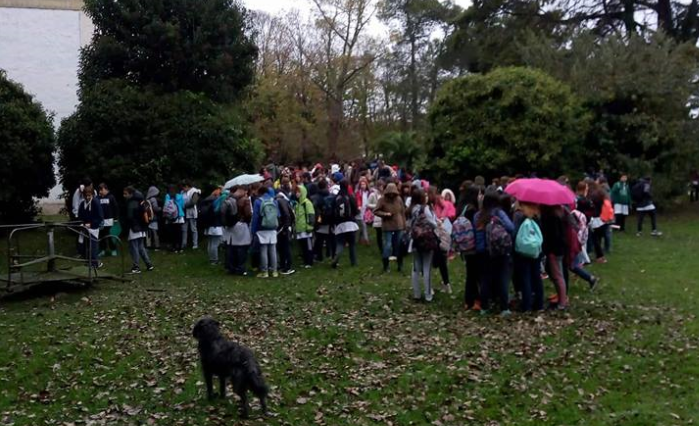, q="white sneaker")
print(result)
[388,256,397,261]
[651,230,663,237]
[441,283,453,294]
